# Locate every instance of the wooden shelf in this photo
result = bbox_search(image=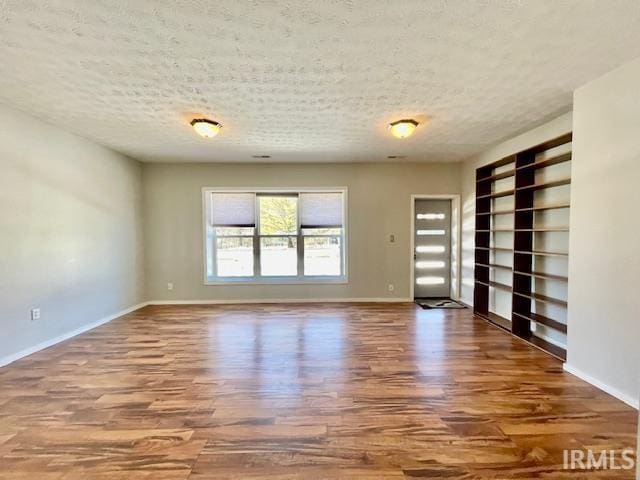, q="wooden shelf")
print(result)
[477,246,513,253]
[476,311,511,331]
[516,203,570,213]
[522,334,567,361]
[477,209,515,216]
[528,132,572,155]
[513,311,567,334]
[476,263,512,271]
[515,227,569,232]
[515,203,571,212]
[477,280,512,293]
[516,152,572,172]
[474,132,571,361]
[487,155,517,169]
[477,169,516,182]
[515,250,568,257]
[477,189,515,200]
[514,291,568,307]
[514,270,568,282]
[516,178,571,193]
